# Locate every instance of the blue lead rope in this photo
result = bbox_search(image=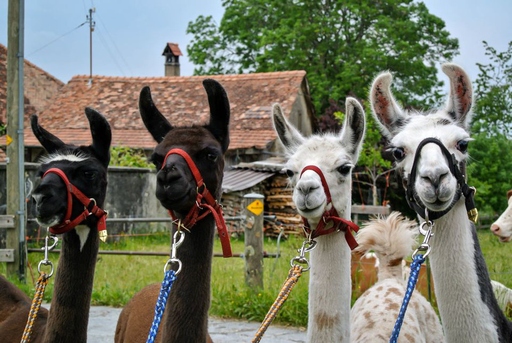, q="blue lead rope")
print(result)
[389,254,426,343]
[146,269,177,343]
